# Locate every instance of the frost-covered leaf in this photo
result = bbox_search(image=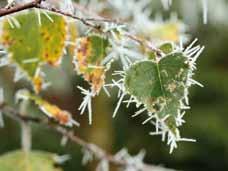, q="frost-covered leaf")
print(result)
[0,150,62,171]
[16,90,79,127]
[159,42,173,54]
[74,34,110,94]
[1,9,67,93]
[125,53,189,134]
[146,42,174,60]
[114,40,204,152]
